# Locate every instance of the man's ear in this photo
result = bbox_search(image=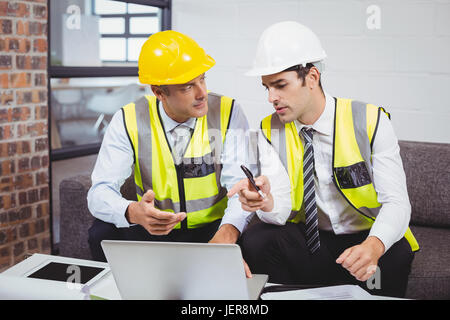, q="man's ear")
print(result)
[307,67,321,89]
[151,85,163,100]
